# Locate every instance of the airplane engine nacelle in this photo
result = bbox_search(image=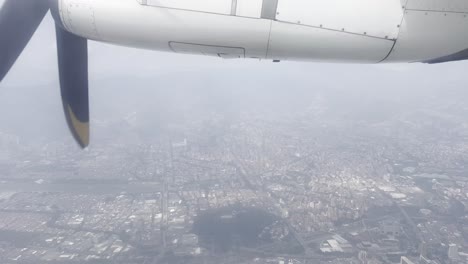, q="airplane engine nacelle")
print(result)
[49,0,404,63]
[50,0,468,64]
